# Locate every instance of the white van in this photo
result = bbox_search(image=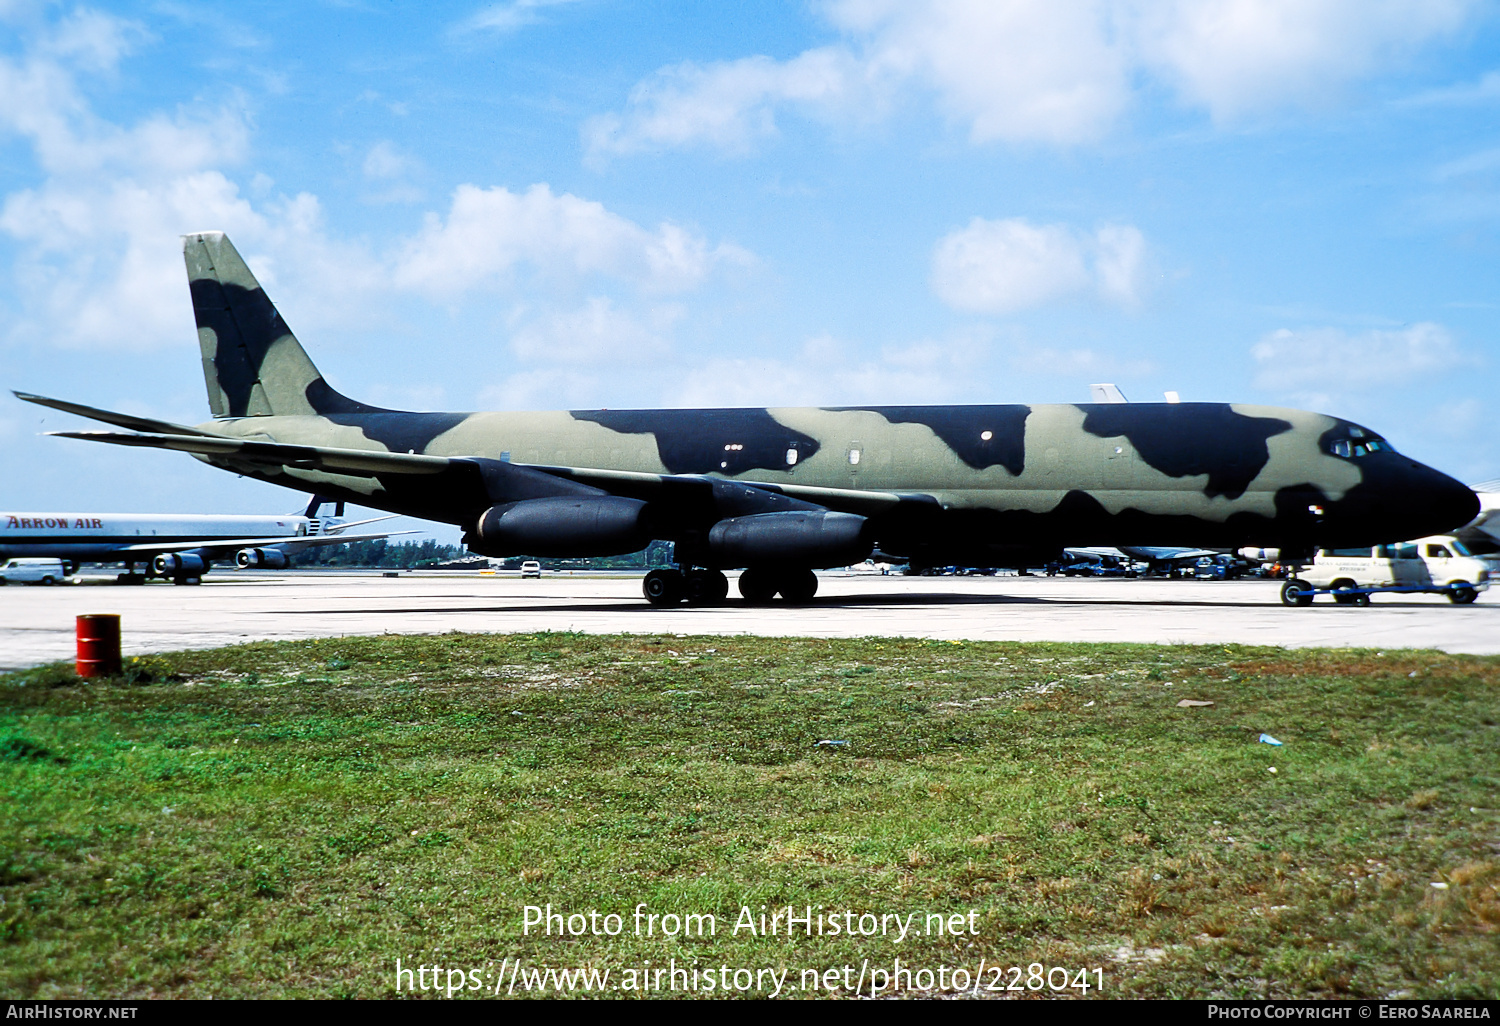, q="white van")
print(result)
[1292,536,1493,605]
[0,558,69,585]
